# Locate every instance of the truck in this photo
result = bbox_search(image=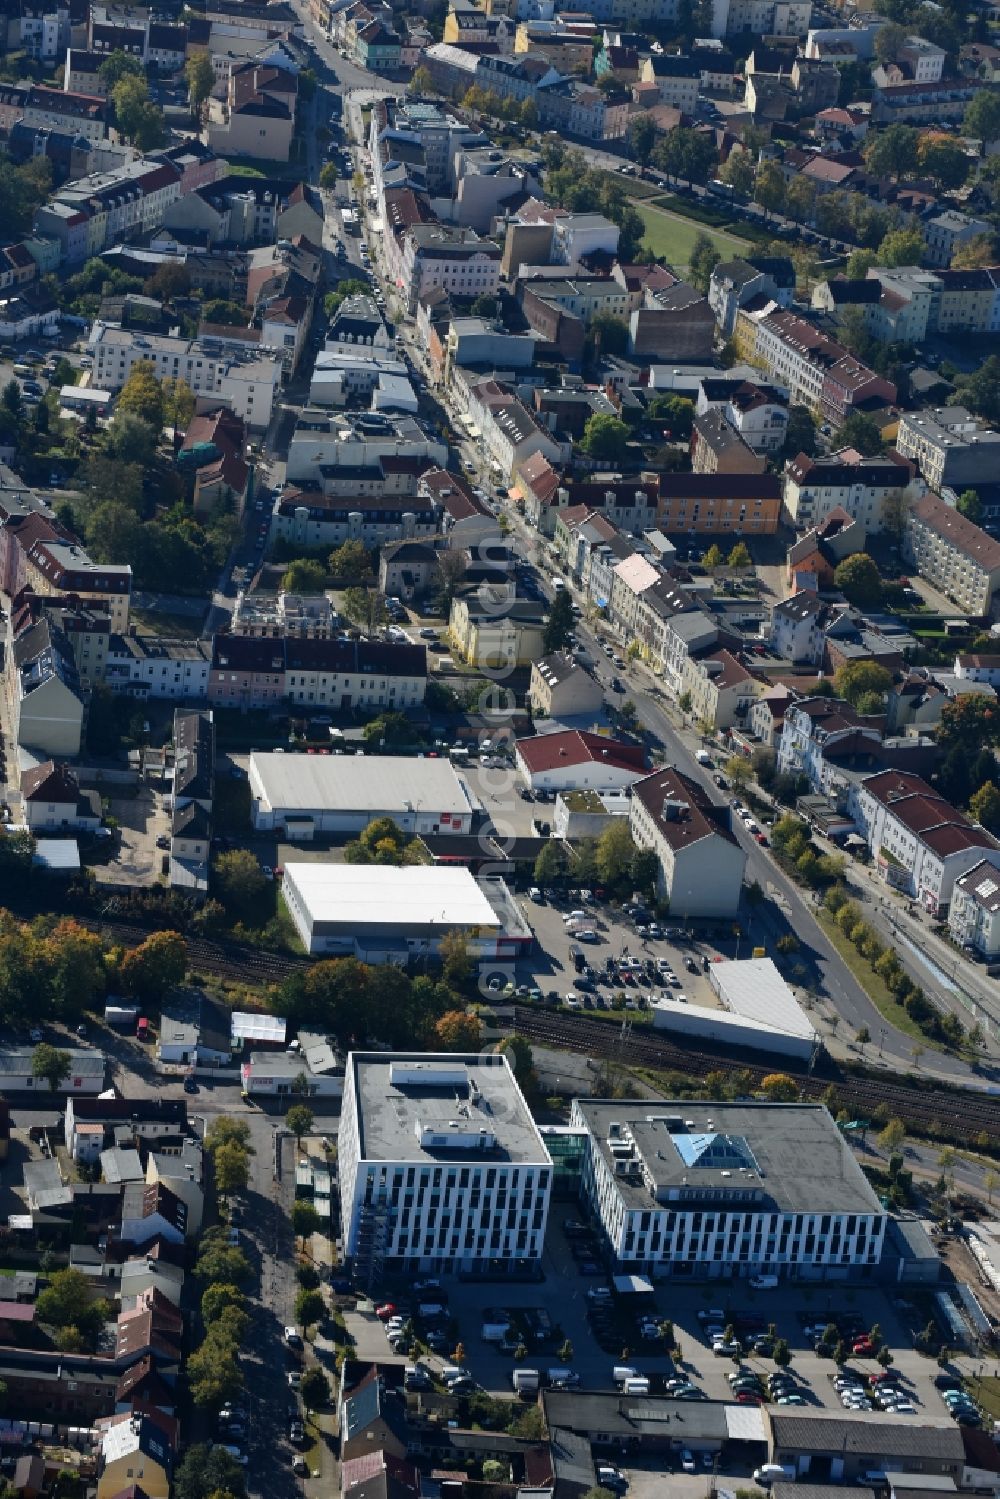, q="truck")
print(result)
[511,1368,540,1395]
[104,1004,139,1029]
[481,1320,512,1343]
[417,1302,446,1320]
